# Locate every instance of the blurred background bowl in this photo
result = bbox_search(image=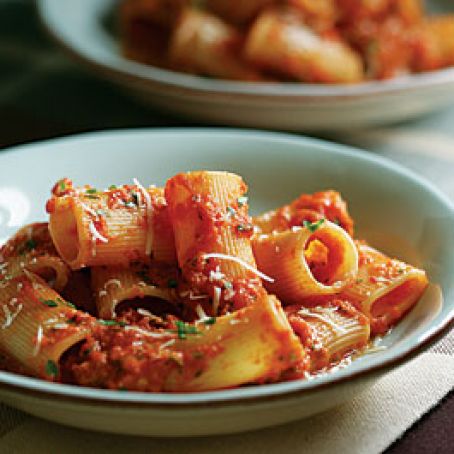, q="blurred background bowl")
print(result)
[37,0,454,132]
